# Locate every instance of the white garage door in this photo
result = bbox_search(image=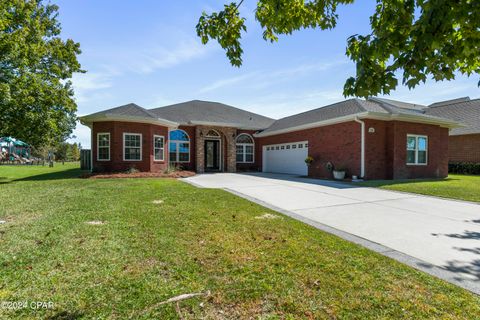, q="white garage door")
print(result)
[263,141,308,176]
